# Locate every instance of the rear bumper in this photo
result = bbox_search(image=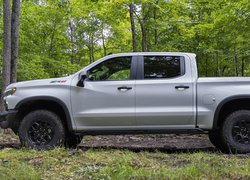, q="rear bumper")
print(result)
[0,110,18,129]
